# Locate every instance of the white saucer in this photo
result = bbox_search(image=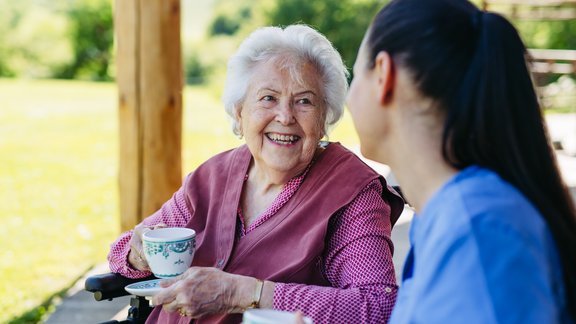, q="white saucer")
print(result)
[125,279,164,297]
